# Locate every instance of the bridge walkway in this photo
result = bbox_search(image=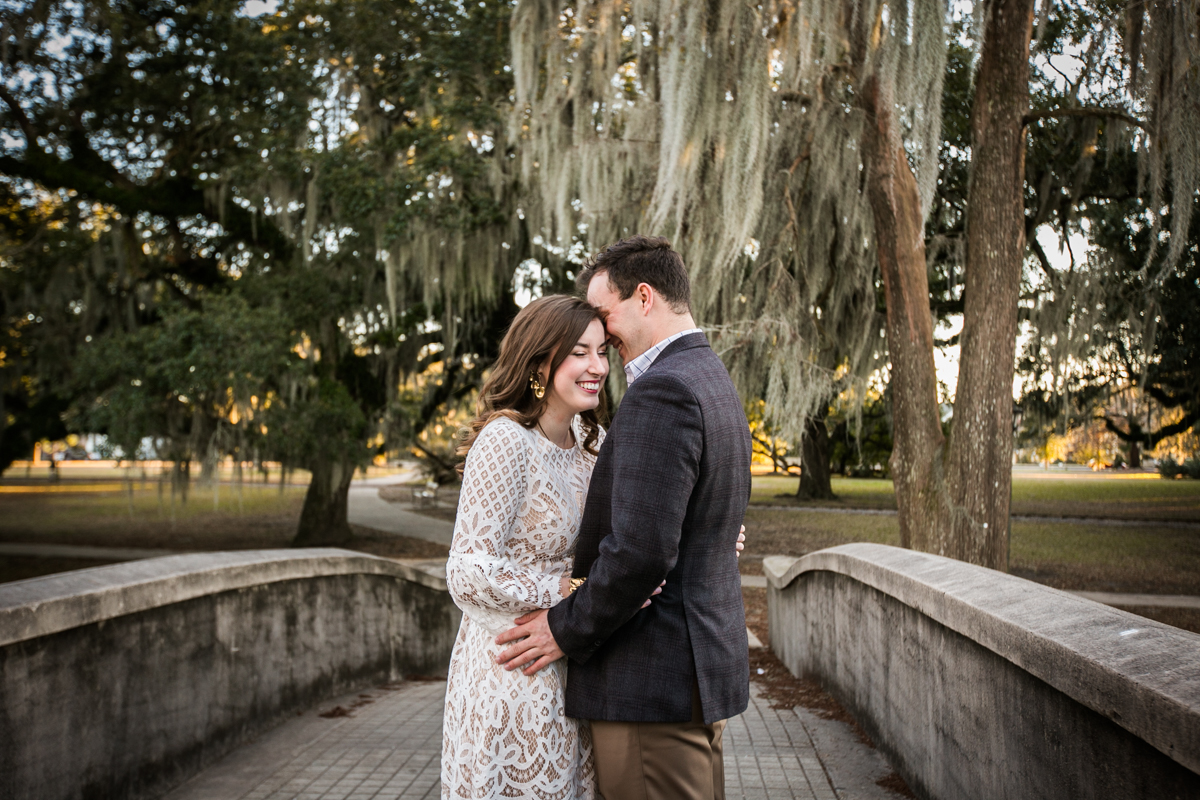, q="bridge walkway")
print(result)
[163,679,901,800]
